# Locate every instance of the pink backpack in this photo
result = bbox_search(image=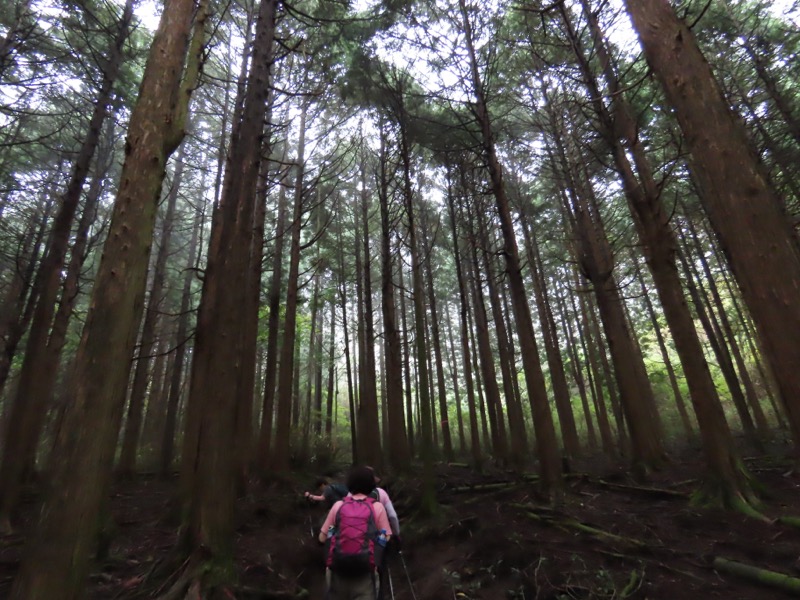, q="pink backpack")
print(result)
[326,496,377,576]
